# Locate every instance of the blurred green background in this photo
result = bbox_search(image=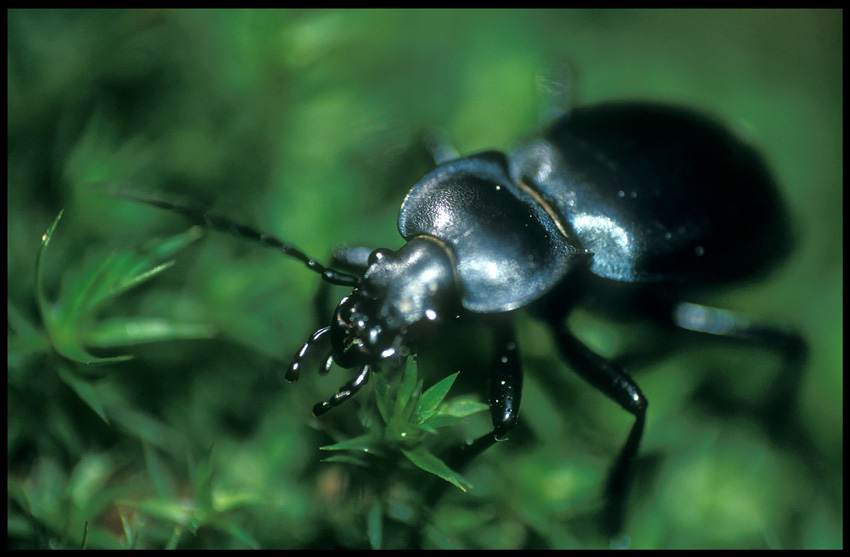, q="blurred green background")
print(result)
[8,9,842,549]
